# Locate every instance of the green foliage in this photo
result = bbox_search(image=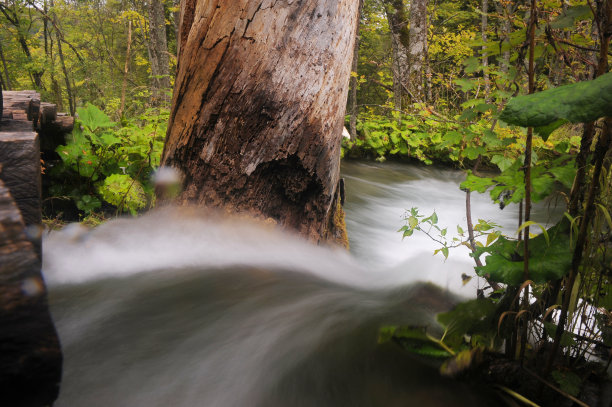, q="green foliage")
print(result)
[378,326,452,358]
[461,154,576,207]
[97,174,147,215]
[380,298,500,374]
[551,370,582,397]
[0,0,176,114]
[399,207,502,261]
[437,298,499,349]
[500,72,612,133]
[473,220,573,285]
[344,107,526,167]
[52,104,167,215]
[550,5,594,30]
